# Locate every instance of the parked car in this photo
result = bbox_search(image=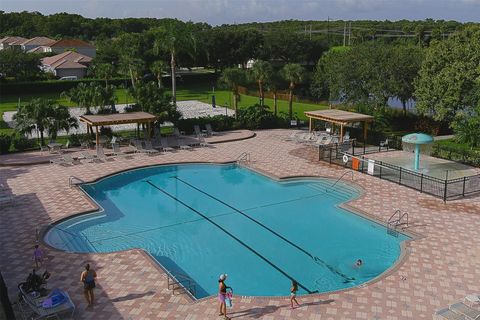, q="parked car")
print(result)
[59,76,78,81]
